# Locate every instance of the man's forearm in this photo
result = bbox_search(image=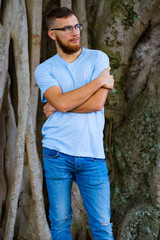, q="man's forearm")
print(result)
[43,88,109,118]
[44,68,114,113]
[44,76,104,113]
[70,88,108,113]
